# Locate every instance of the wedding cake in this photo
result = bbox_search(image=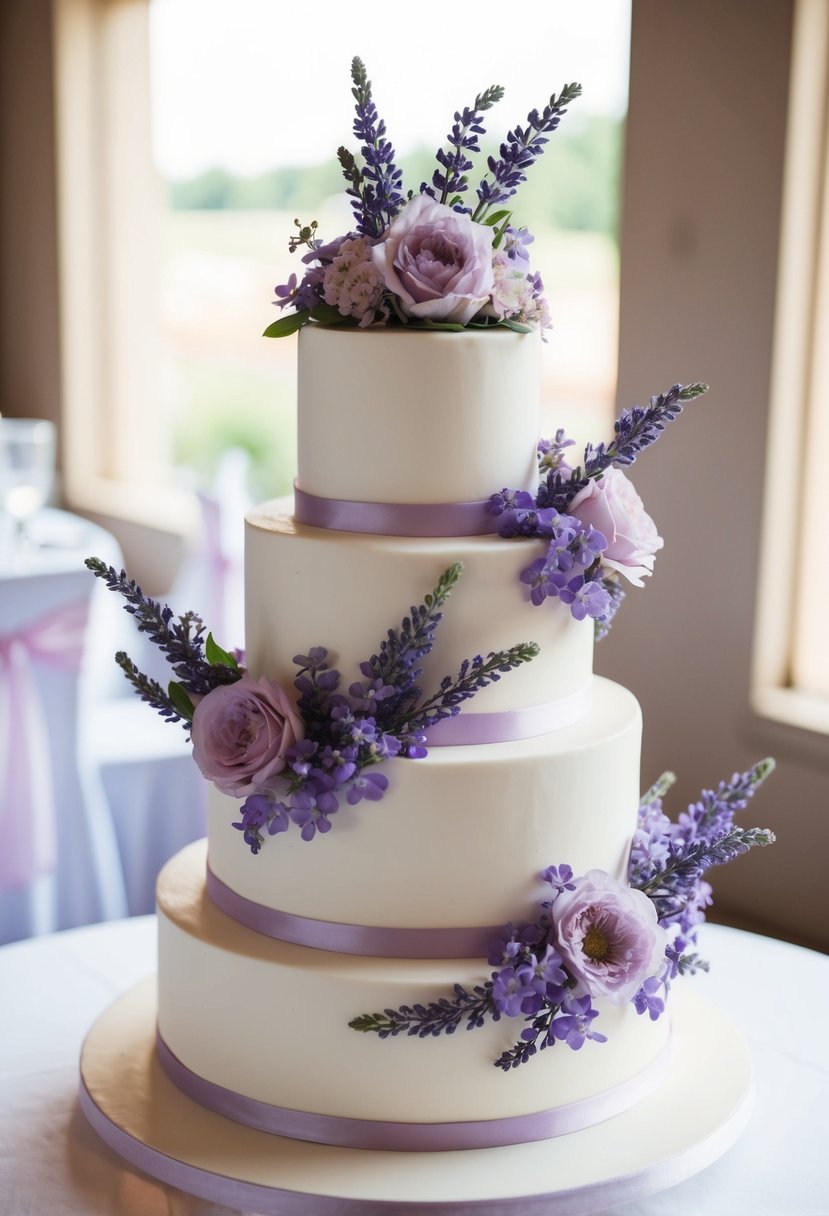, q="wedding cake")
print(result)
[80,59,775,1206]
